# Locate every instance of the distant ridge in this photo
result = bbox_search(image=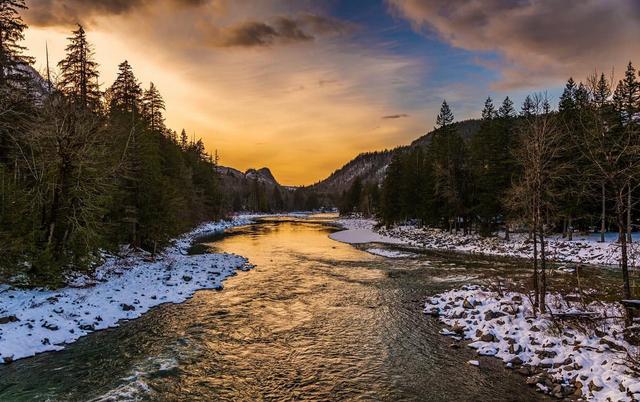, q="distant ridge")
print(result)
[310,119,483,195]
